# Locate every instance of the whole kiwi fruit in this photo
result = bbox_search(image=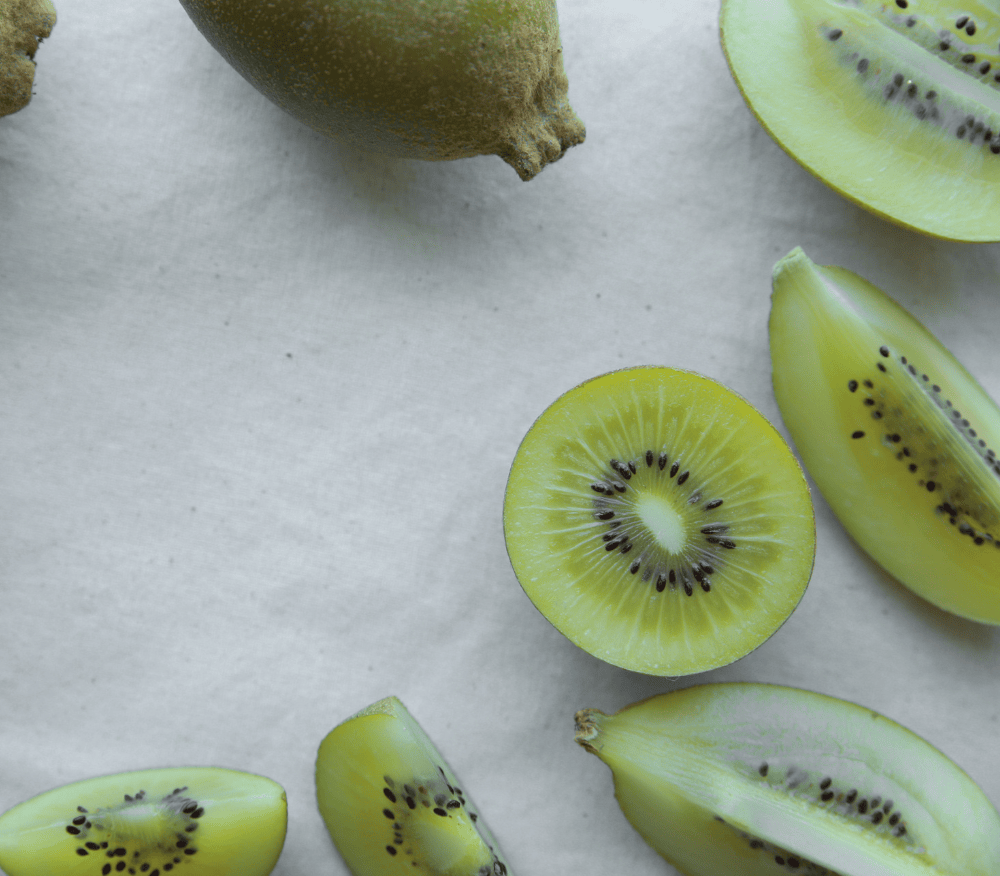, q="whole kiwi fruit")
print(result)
[720,0,1000,241]
[177,0,585,180]
[502,367,816,676]
[770,246,1000,625]
[575,683,1000,875]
